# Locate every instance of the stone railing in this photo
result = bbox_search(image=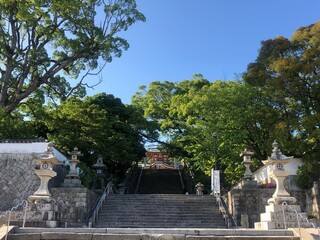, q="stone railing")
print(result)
[216,195,237,228]
[86,182,113,228]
